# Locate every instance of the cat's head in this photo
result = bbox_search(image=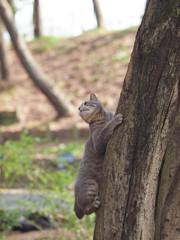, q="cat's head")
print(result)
[78,93,104,124]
